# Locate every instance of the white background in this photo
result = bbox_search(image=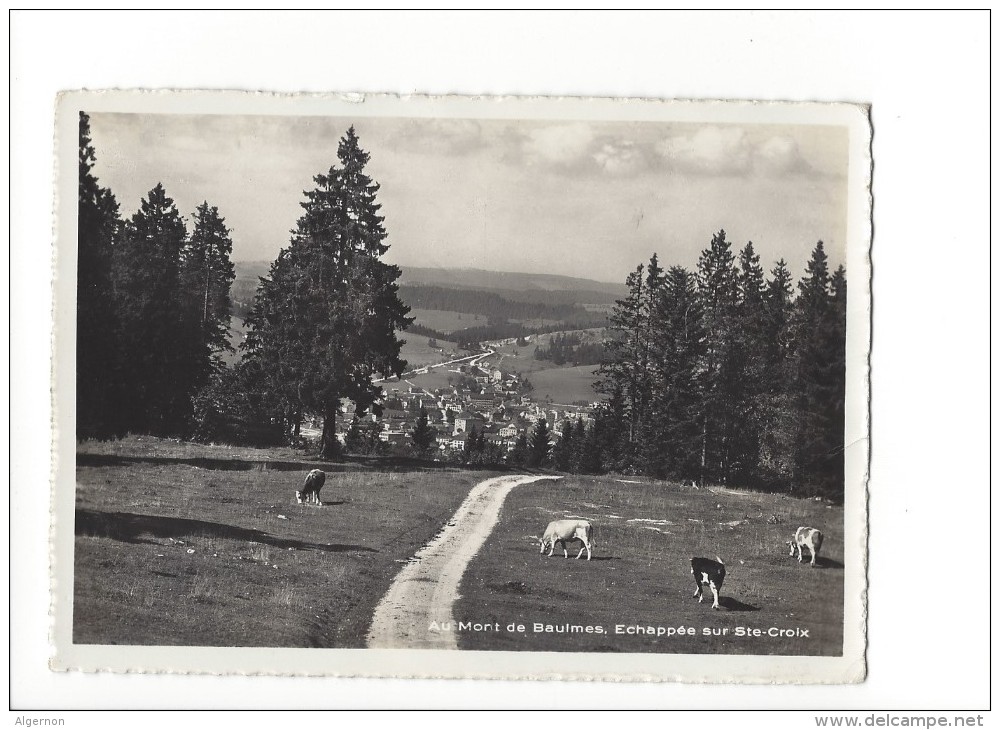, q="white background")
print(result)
[9,9,992,720]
